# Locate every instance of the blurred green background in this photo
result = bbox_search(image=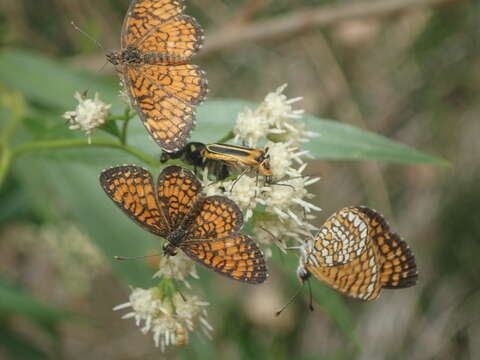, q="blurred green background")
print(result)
[0,0,479,359]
